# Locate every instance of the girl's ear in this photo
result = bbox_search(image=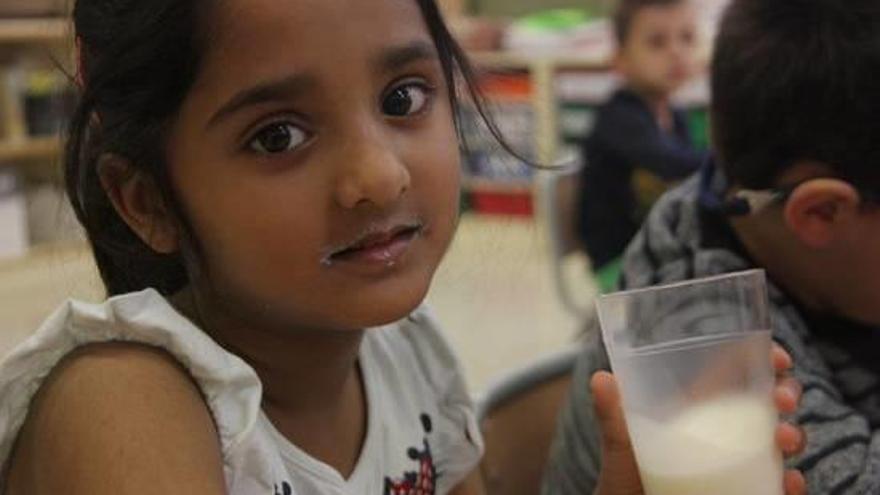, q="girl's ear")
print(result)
[98,155,180,254]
